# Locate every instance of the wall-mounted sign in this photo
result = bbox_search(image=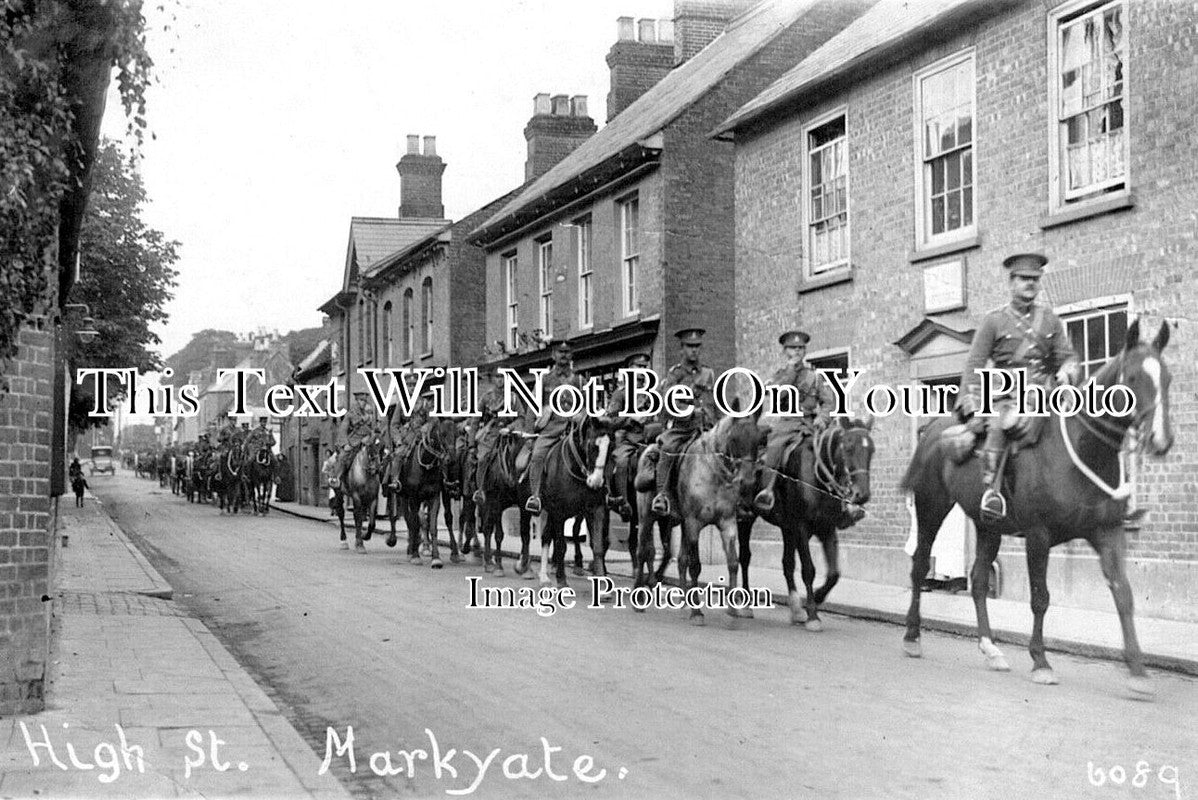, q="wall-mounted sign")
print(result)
[923,258,966,313]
